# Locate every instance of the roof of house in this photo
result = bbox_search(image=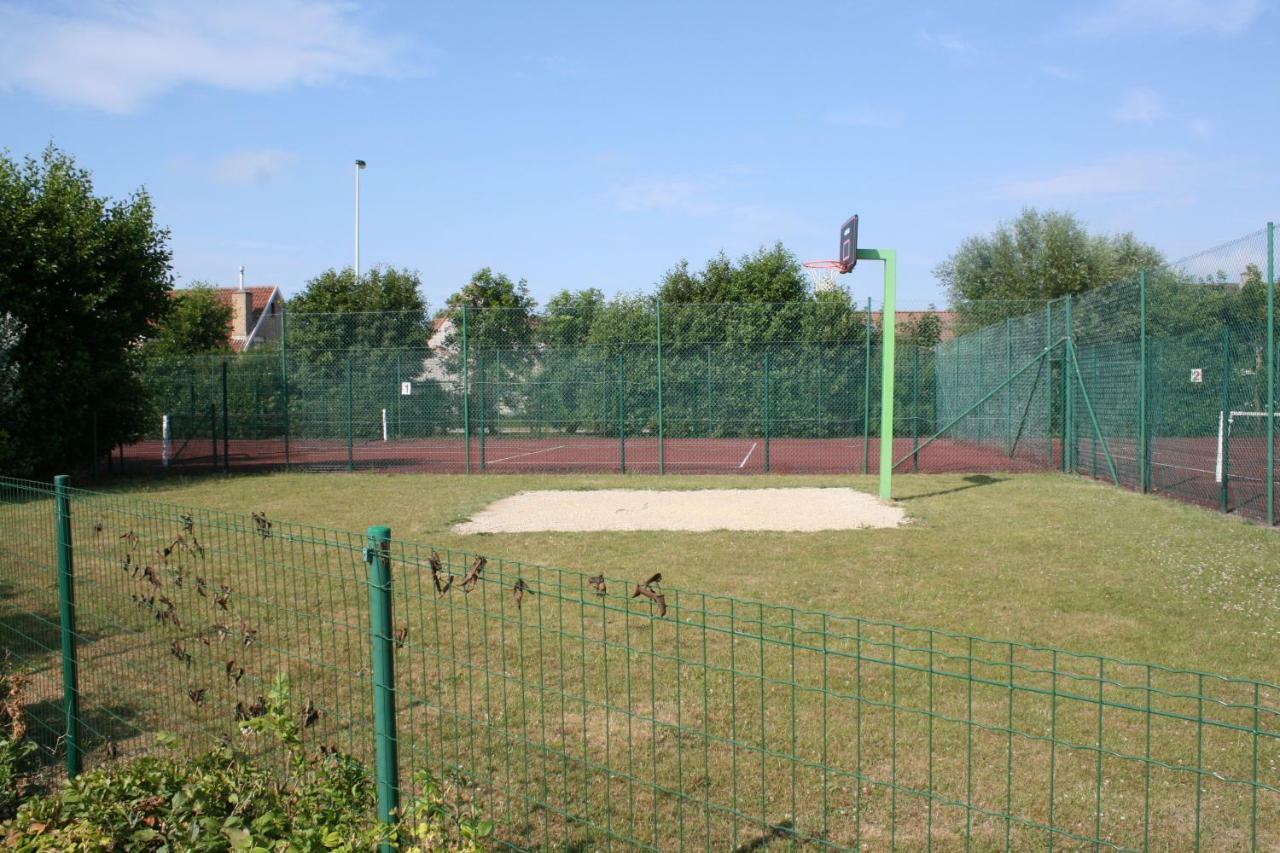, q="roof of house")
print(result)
[170,285,282,352]
[210,286,279,315]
